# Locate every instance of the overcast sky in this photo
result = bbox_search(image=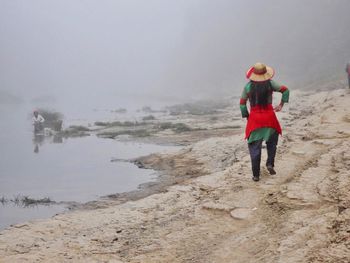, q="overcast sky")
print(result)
[160,0,350,98]
[0,0,197,101]
[1,0,350,103]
